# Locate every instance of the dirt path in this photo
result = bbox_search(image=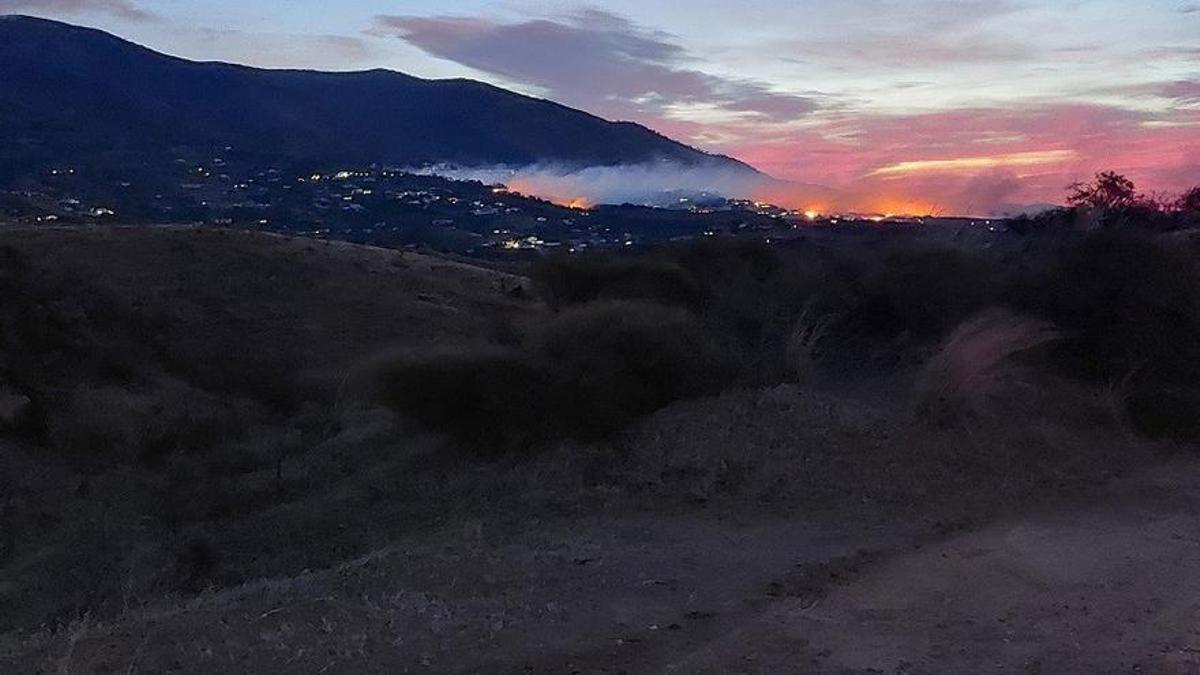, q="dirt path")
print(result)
[6,458,1198,672]
[1,508,927,673]
[675,458,1200,673]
